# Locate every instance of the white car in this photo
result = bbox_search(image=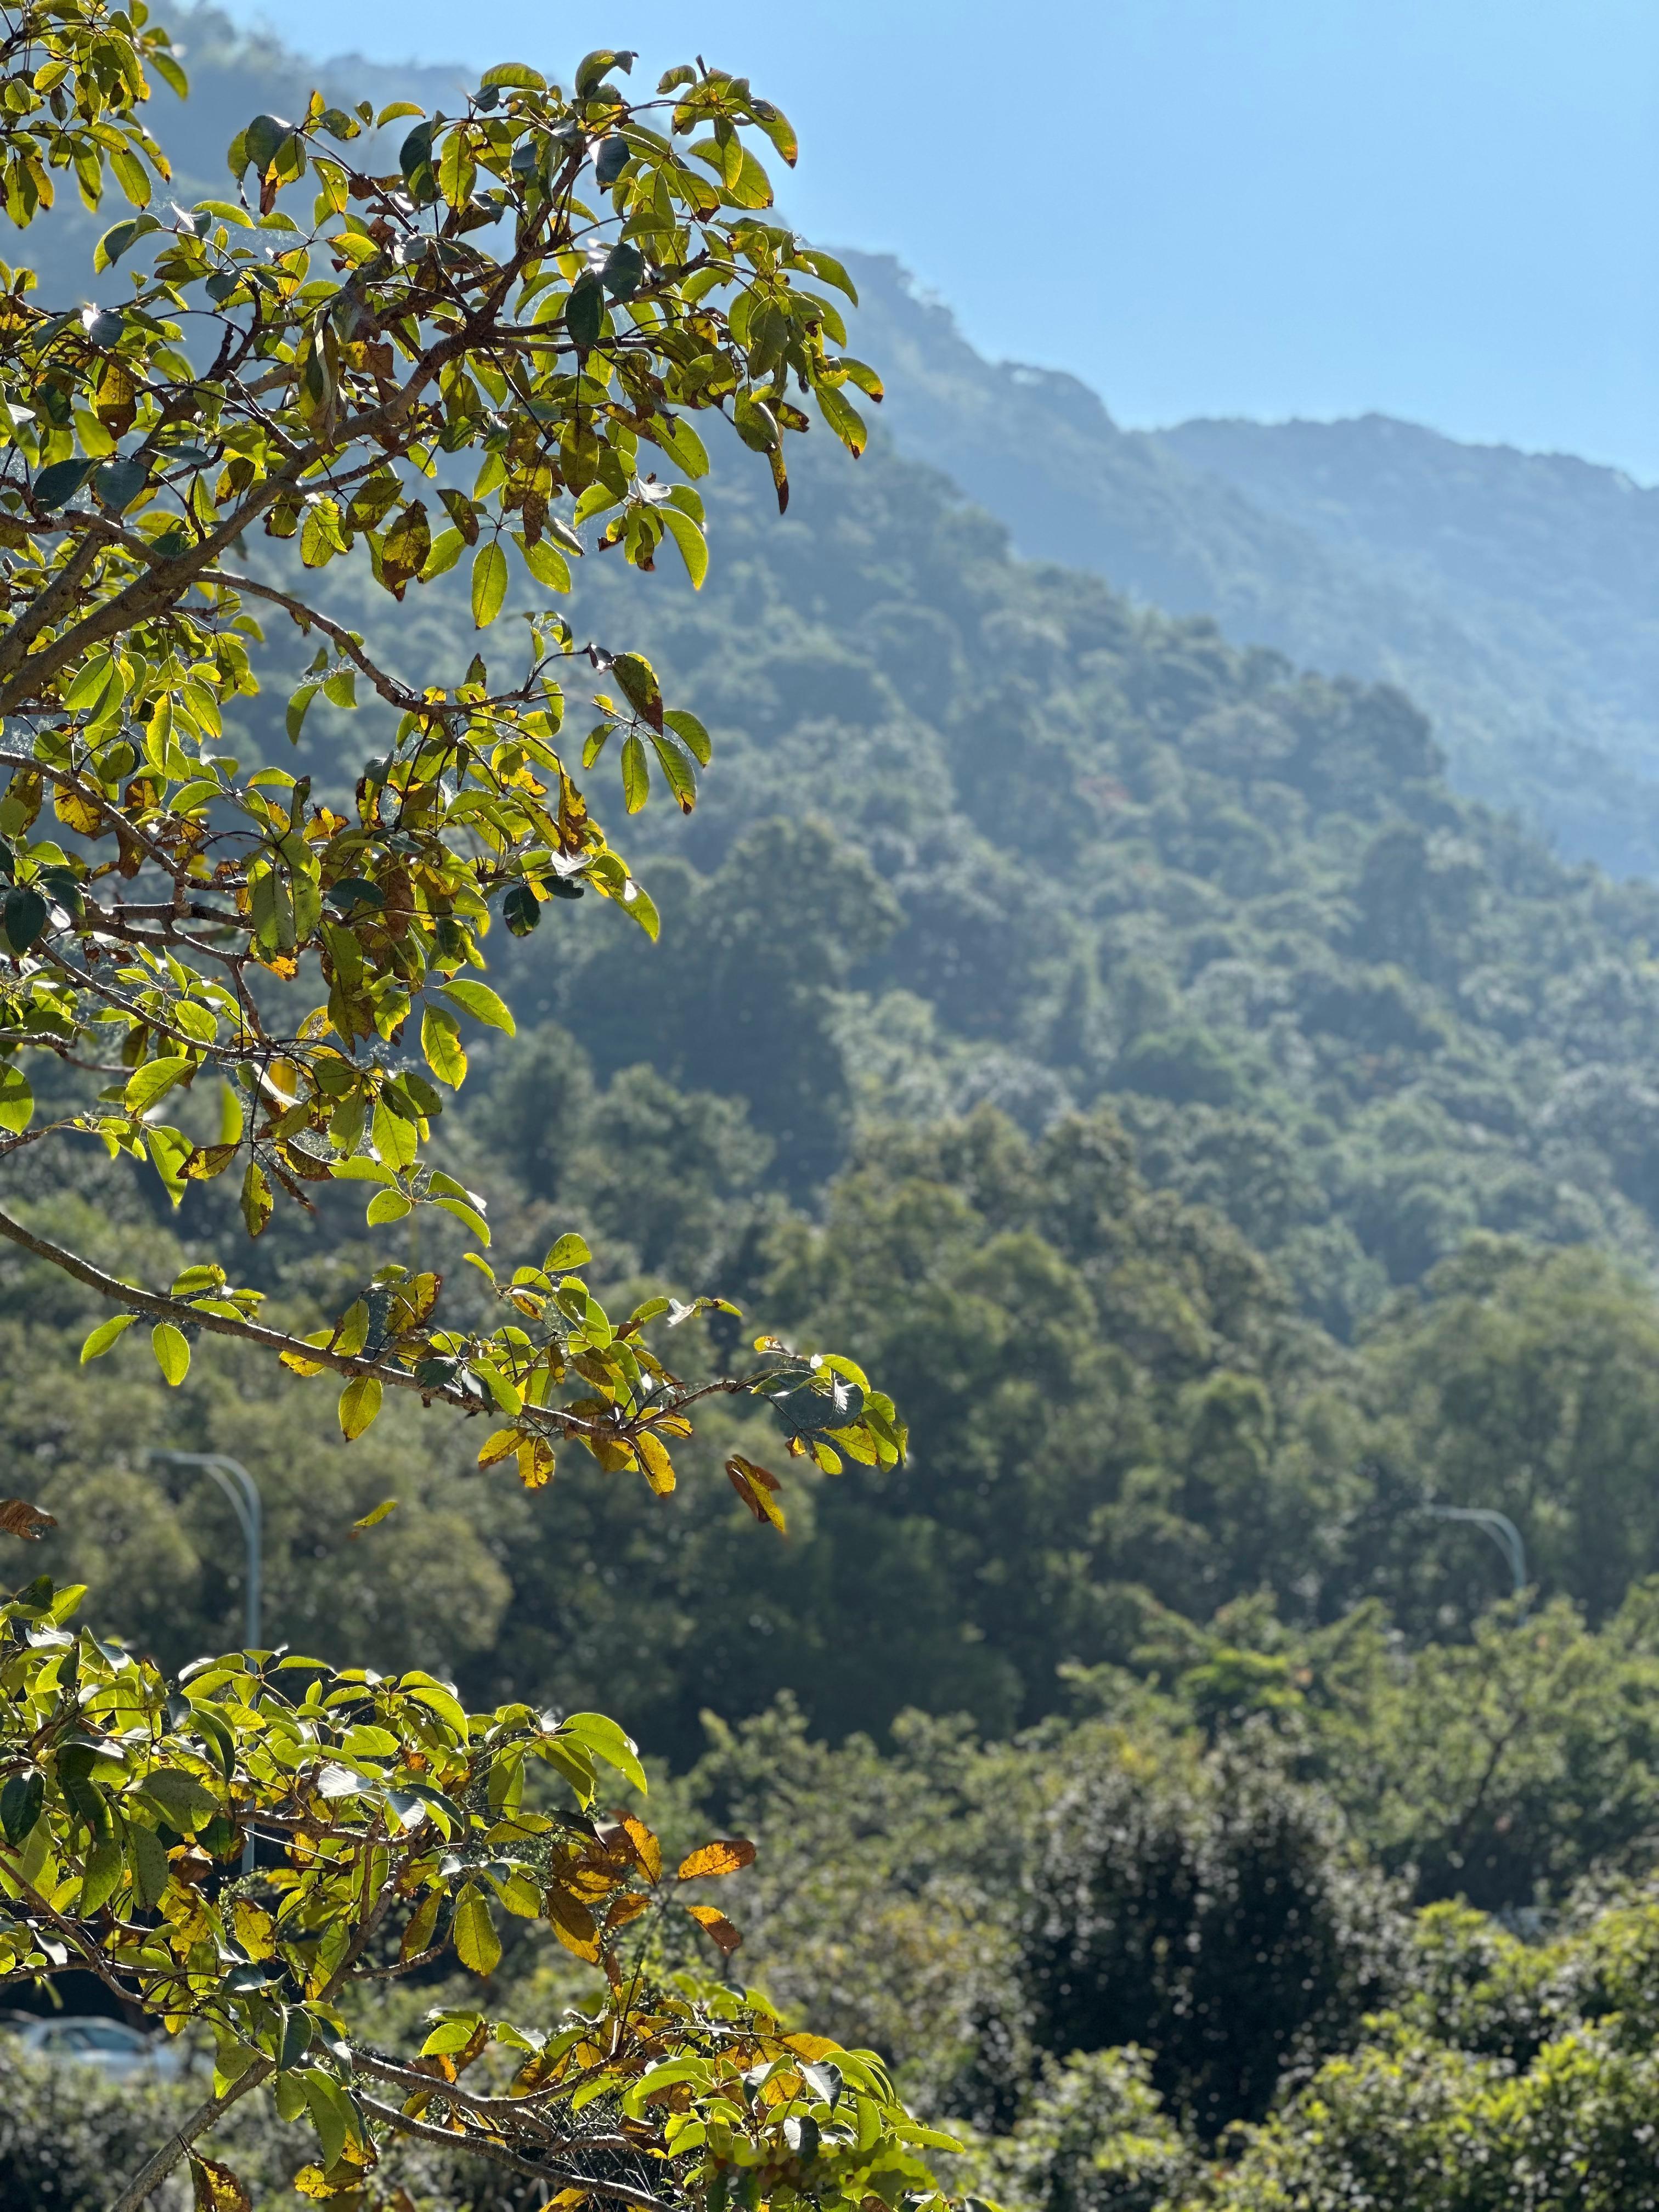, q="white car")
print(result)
[0,2011,191,2079]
